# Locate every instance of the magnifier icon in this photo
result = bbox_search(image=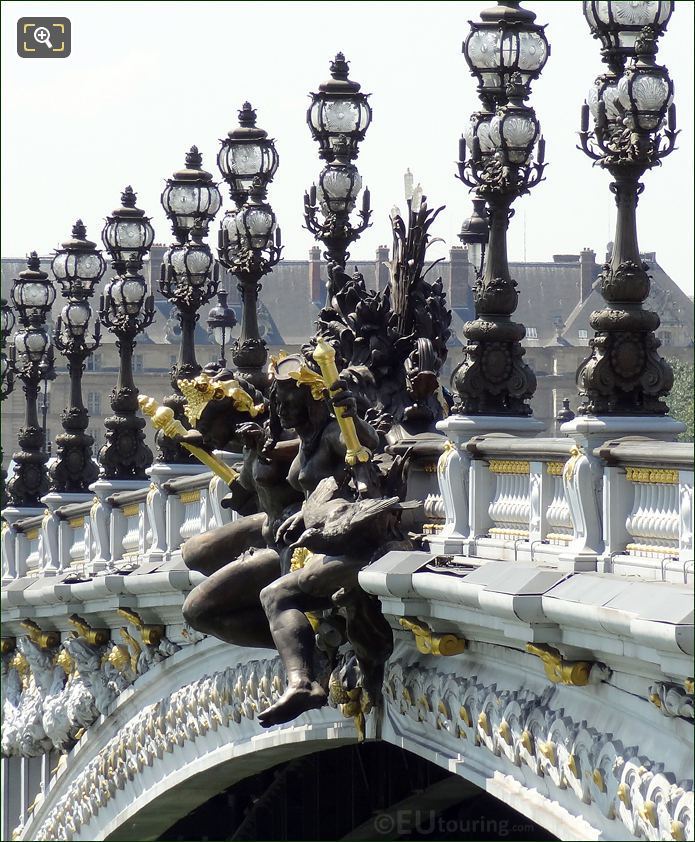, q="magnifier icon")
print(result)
[34,26,53,49]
